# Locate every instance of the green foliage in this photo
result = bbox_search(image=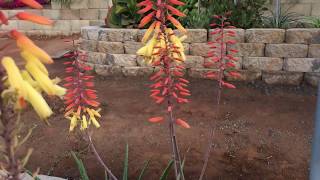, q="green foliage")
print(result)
[137,160,150,180]
[305,16,320,28]
[160,160,174,180]
[178,0,267,29]
[106,0,141,28]
[122,143,129,180]
[71,151,90,180]
[262,8,301,28]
